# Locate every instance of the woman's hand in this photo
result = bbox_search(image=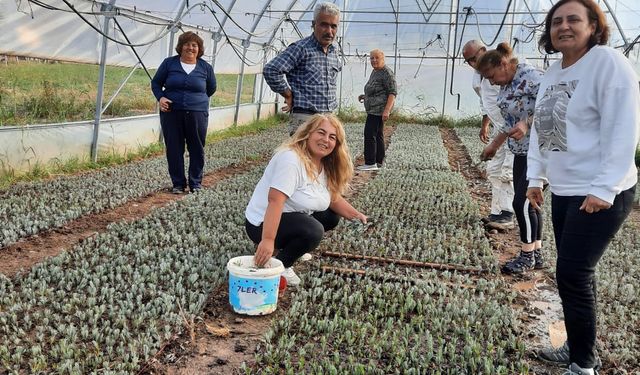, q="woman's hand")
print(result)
[479,124,490,144]
[254,239,275,267]
[580,194,611,214]
[526,187,544,211]
[508,120,528,140]
[159,97,172,112]
[354,212,368,224]
[330,196,367,224]
[255,188,287,267]
[382,109,390,122]
[480,144,498,161]
[358,94,365,103]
